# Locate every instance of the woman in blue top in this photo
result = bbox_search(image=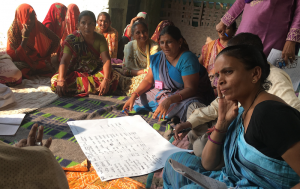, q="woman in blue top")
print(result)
[123,26,214,121]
